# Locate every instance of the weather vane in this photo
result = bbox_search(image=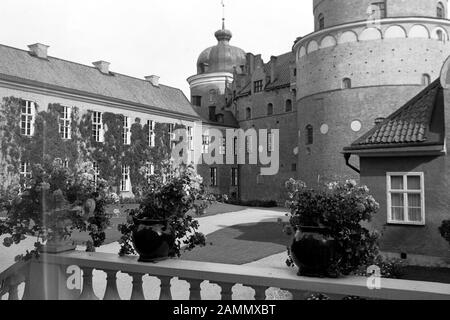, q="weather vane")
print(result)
[221,0,226,29]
